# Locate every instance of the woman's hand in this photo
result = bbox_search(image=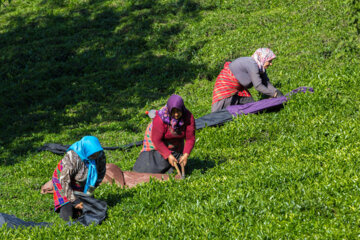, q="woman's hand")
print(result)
[74,202,83,210]
[179,153,189,167]
[273,89,284,98]
[168,154,178,167]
